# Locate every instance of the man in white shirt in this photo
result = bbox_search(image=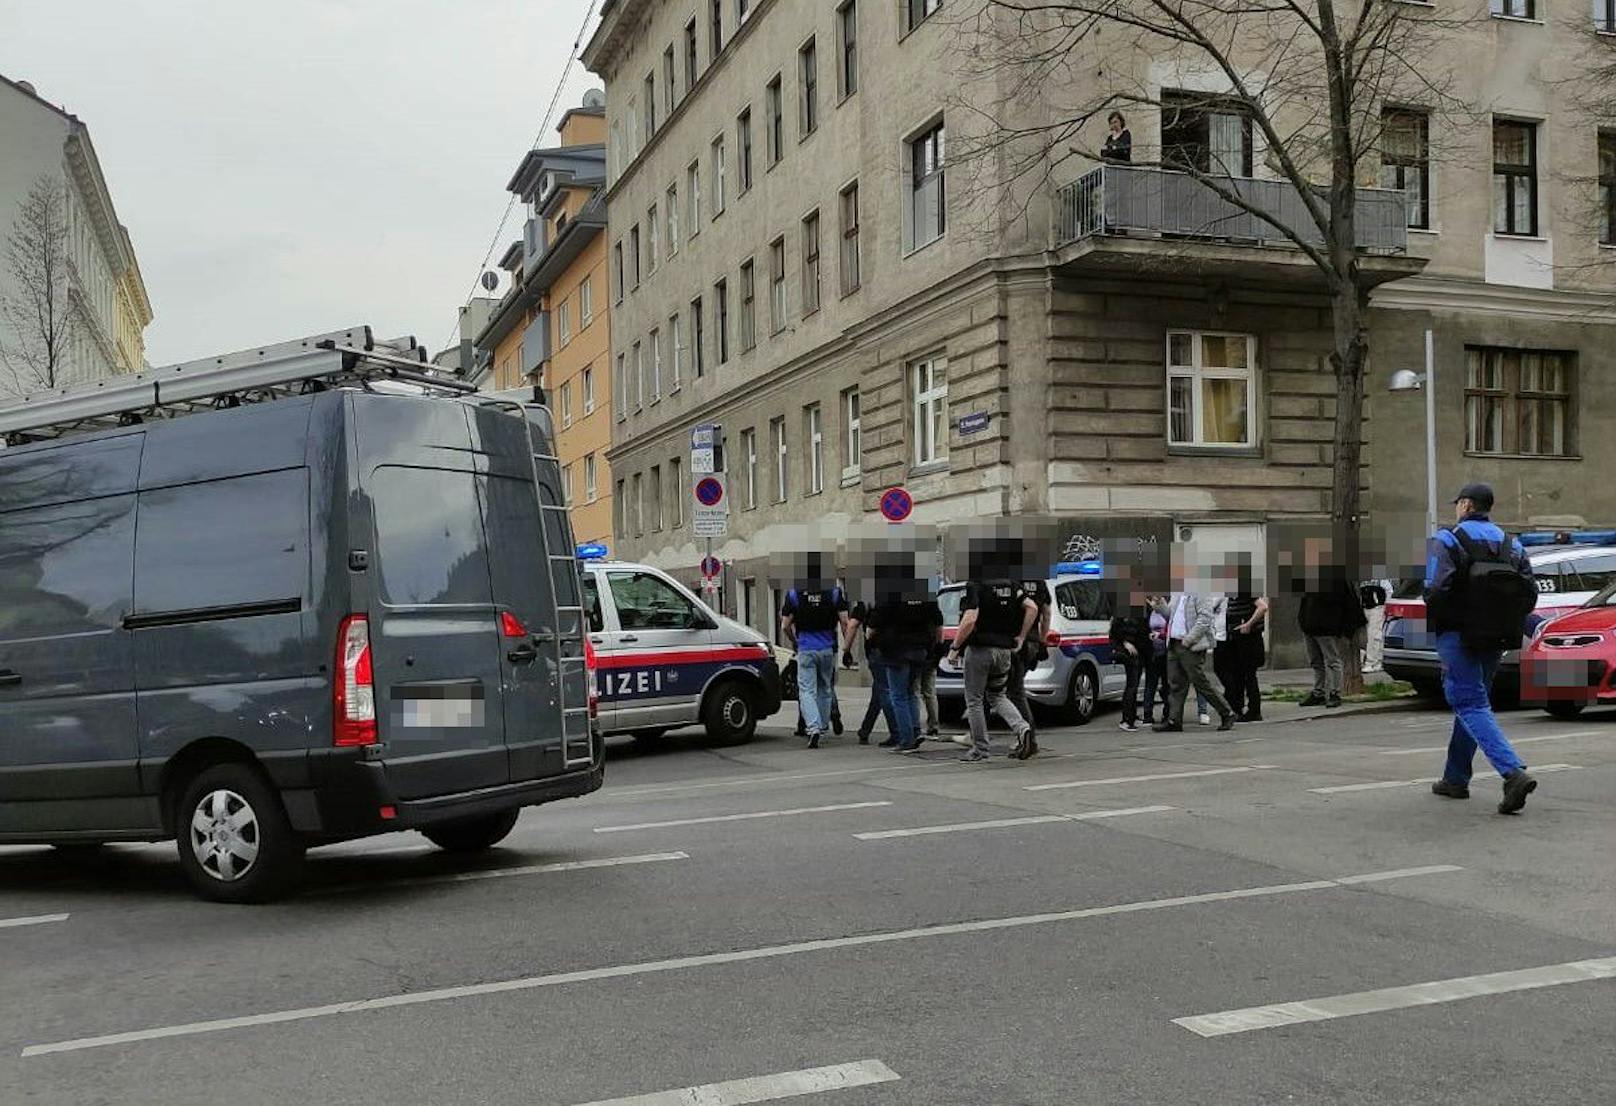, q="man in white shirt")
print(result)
[1155,588,1235,733]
